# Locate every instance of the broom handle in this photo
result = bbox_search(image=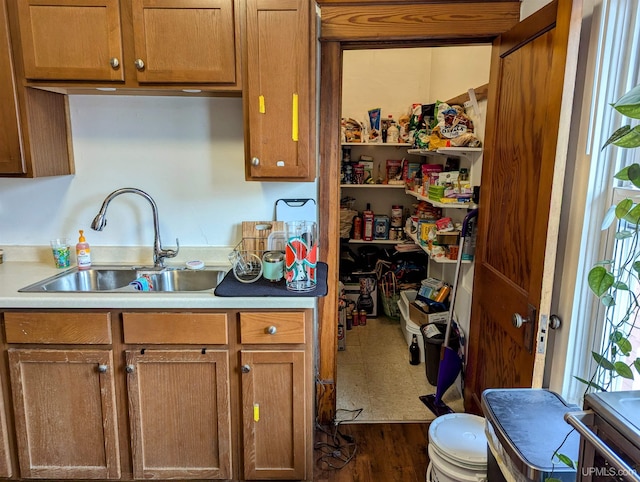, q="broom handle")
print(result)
[443,209,478,348]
